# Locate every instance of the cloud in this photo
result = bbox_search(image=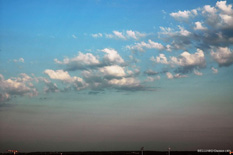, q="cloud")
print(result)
[211,67,218,74]
[160,1,233,51]
[144,69,158,76]
[154,49,205,73]
[166,72,173,79]
[72,34,77,39]
[44,69,87,91]
[54,52,100,71]
[55,48,126,72]
[166,72,187,79]
[154,54,169,64]
[145,76,160,82]
[170,49,205,68]
[101,48,125,65]
[193,69,203,76]
[81,67,146,92]
[105,30,147,40]
[127,40,165,52]
[126,30,147,40]
[0,74,38,103]
[13,58,24,63]
[159,26,193,50]
[194,21,207,31]
[0,93,10,103]
[170,9,198,20]
[174,73,188,78]
[44,69,73,82]
[112,31,126,40]
[40,78,59,93]
[210,47,233,67]
[216,1,233,15]
[91,33,103,38]
[99,65,126,78]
